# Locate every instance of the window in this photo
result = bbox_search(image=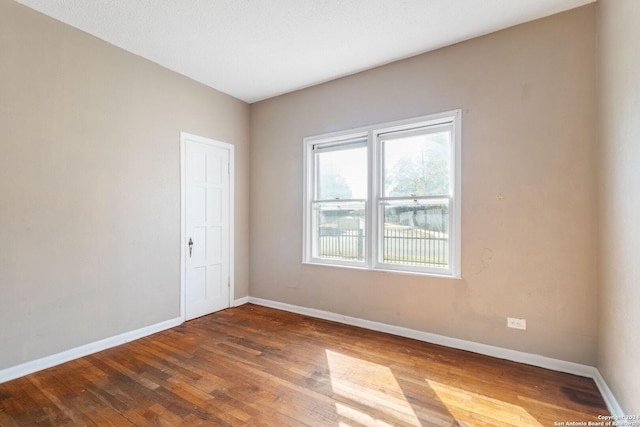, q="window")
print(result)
[303,110,461,277]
